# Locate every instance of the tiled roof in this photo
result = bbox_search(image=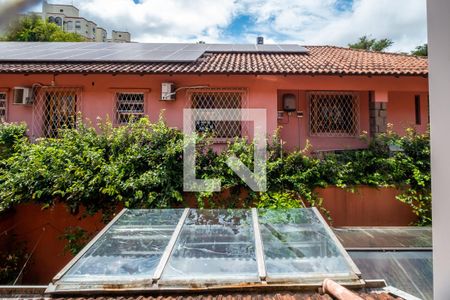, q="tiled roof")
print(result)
[49,292,400,300]
[0,46,427,76]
